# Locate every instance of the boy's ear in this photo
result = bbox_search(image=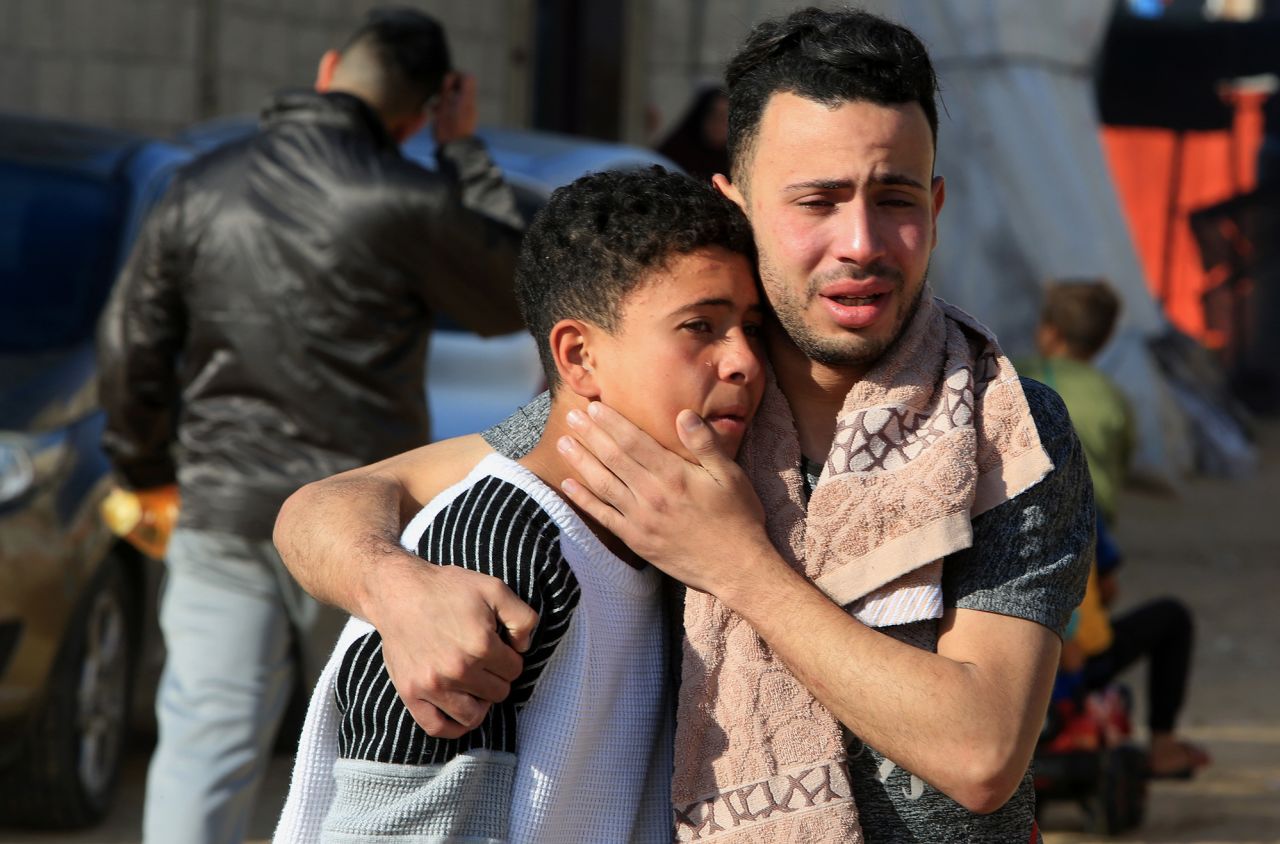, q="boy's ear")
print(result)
[1036,322,1065,357]
[550,319,601,398]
